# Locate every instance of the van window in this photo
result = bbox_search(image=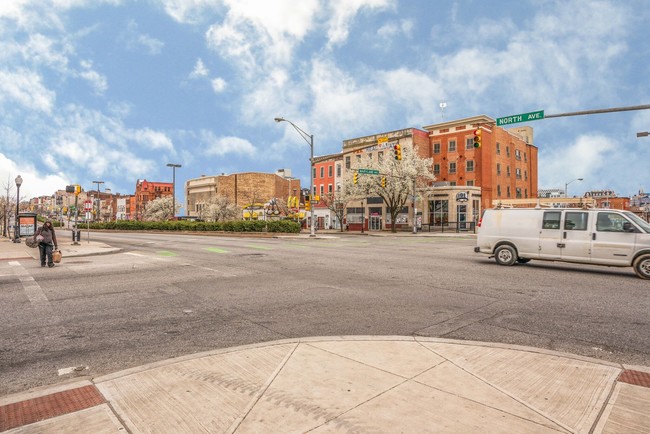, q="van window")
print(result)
[564,212,588,230]
[597,212,630,232]
[542,211,561,229]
